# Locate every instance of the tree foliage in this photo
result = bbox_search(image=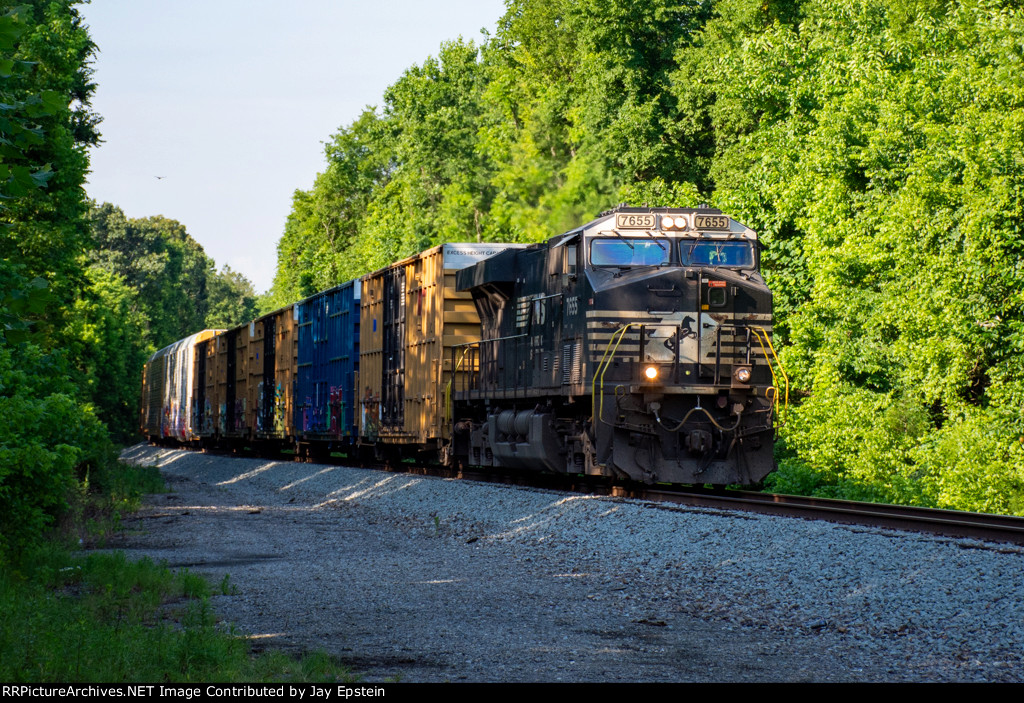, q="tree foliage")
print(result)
[89,203,212,347]
[206,264,258,329]
[0,0,113,557]
[0,1,98,338]
[267,2,712,303]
